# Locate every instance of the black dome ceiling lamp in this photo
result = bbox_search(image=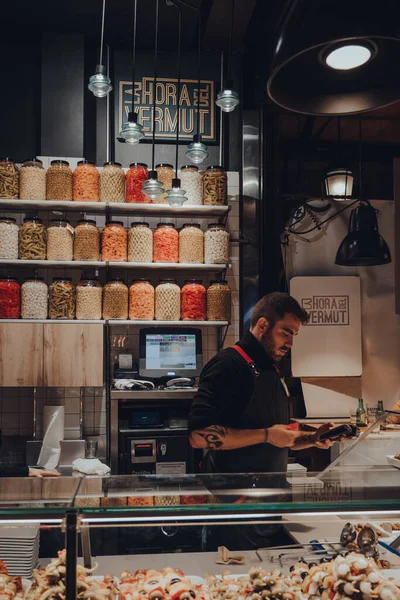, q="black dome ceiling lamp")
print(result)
[267,0,400,116]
